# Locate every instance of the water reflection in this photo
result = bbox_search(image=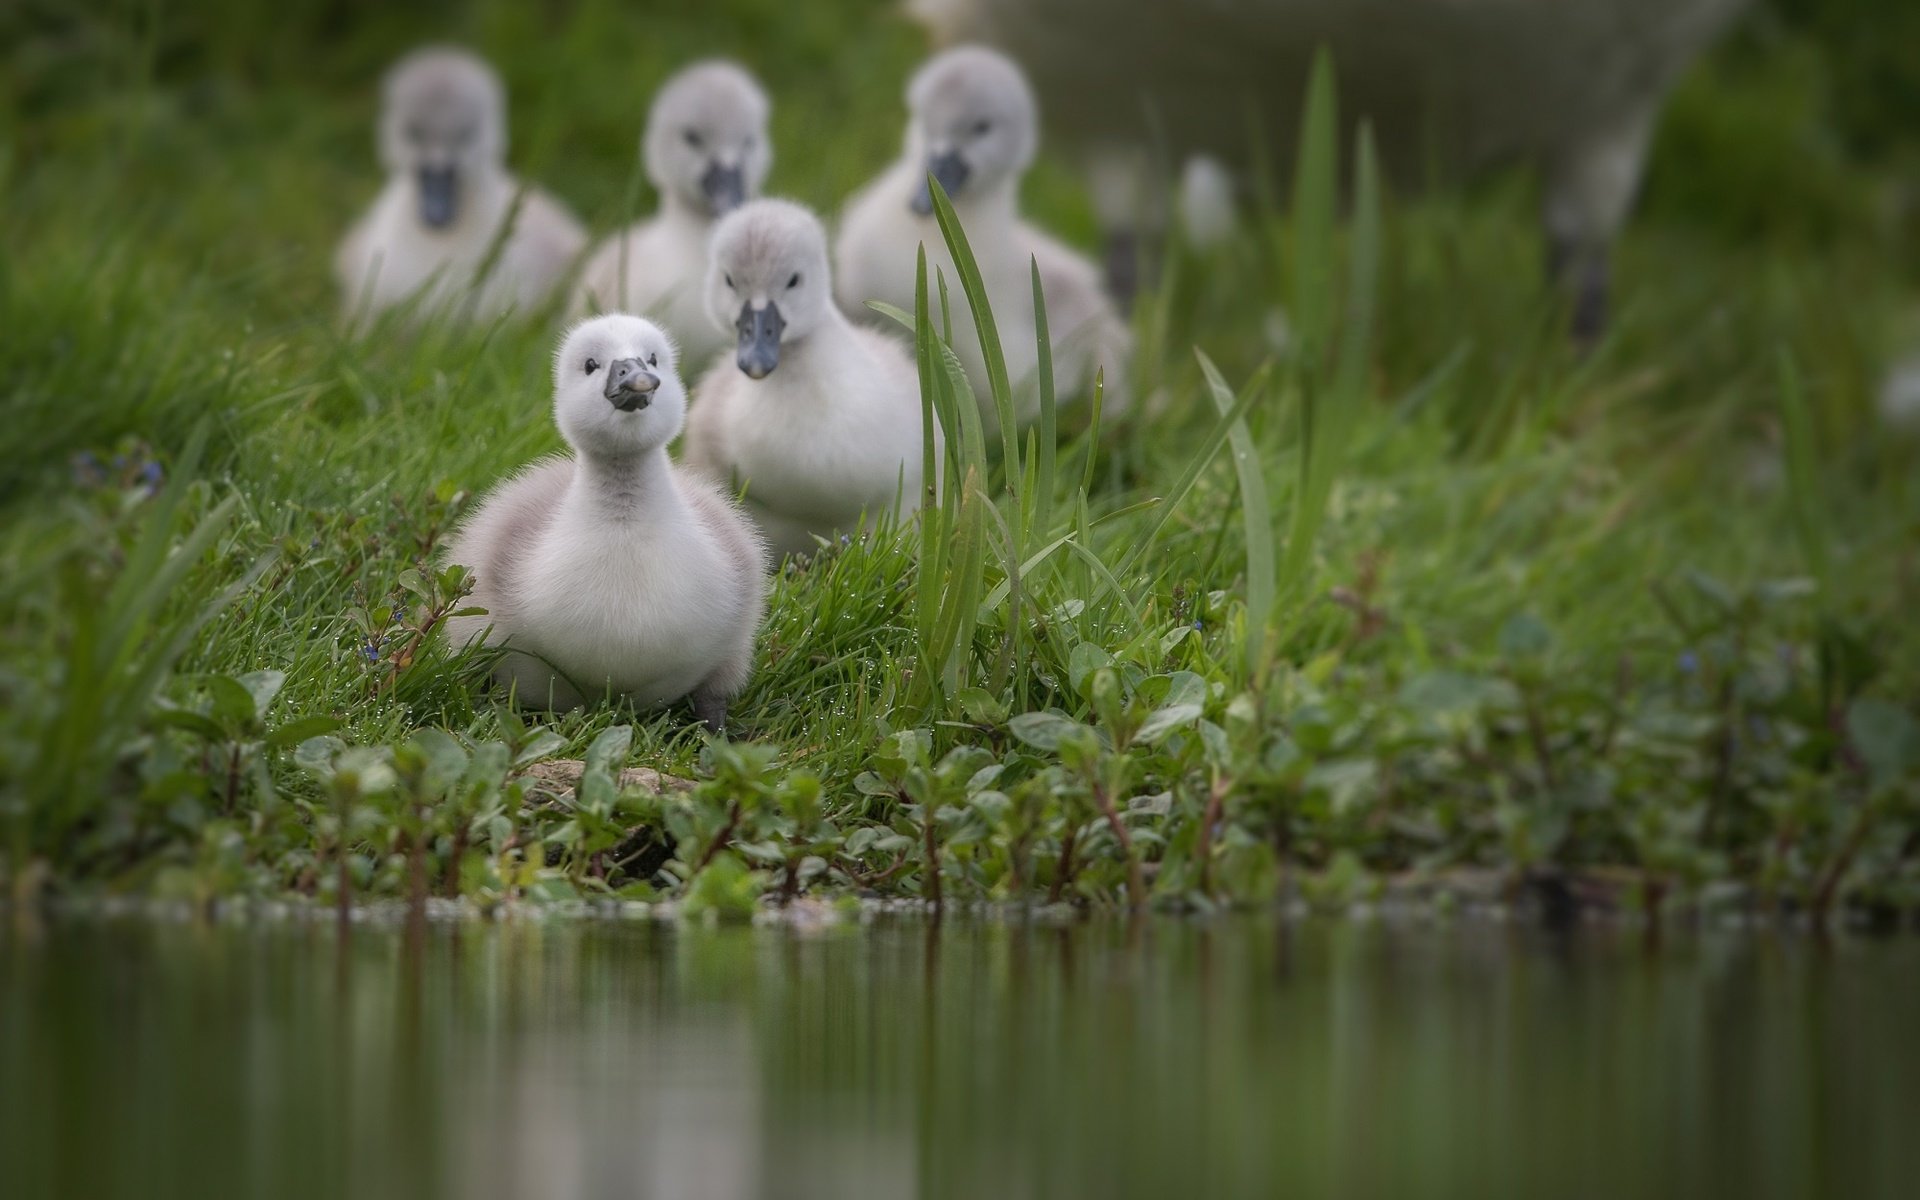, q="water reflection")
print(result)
[3,915,1916,1199]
